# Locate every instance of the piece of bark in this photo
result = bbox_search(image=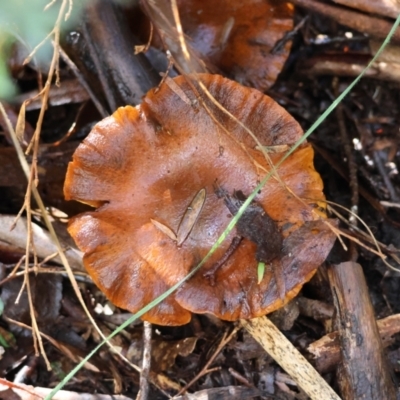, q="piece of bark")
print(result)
[332,0,400,20]
[290,0,400,44]
[296,296,334,322]
[327,262,396,400]
[370,40,400,64]
[63,0,160,112]
[84,0,160,108]
[299,53,400,84]
[0,215,83,271]
[14,79,90,111]
[308,313,400,373]
[269,301,300,331]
